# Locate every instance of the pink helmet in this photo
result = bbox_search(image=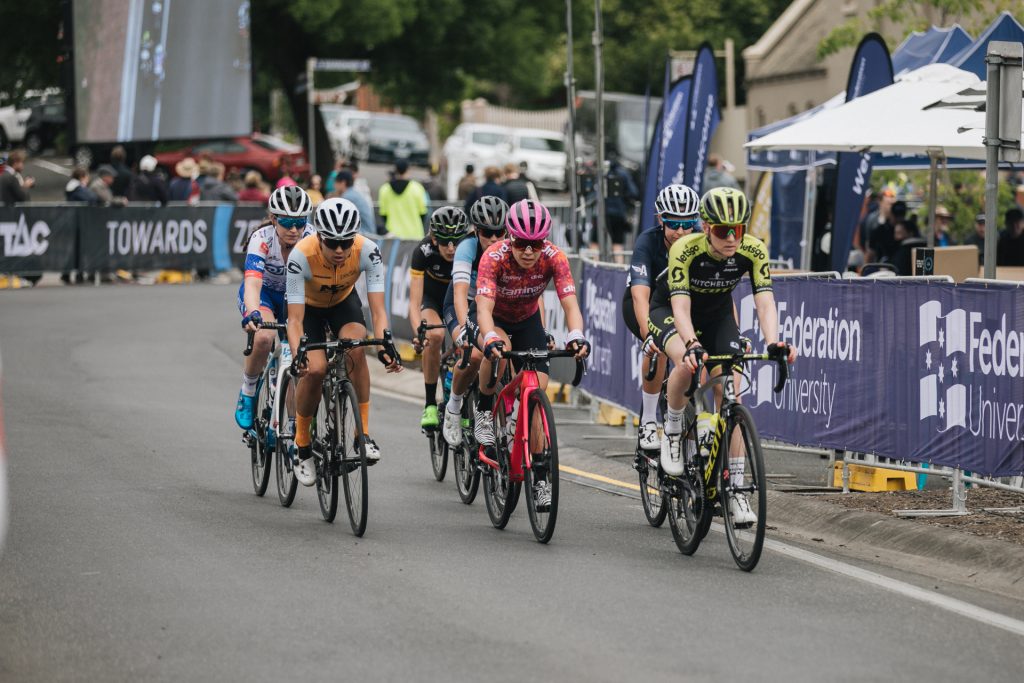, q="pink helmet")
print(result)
[506,199,552,240]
